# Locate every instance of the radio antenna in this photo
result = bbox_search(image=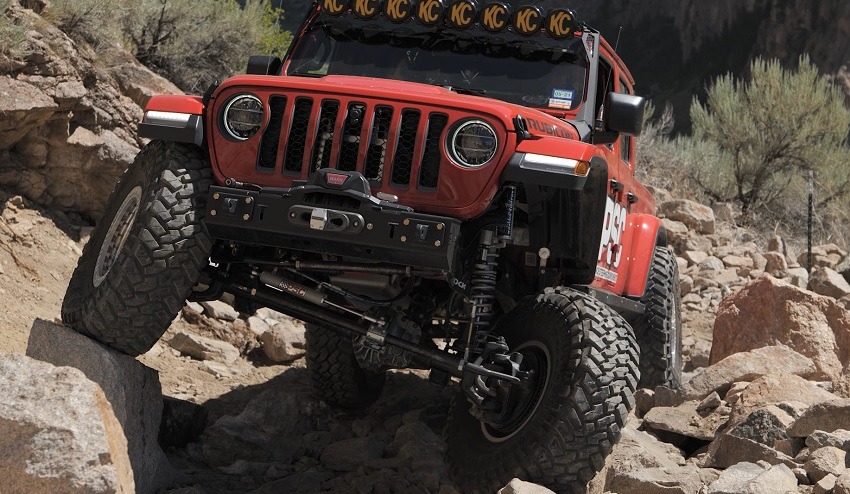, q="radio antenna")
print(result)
[596,26,623,131]
[606,26,623,92]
